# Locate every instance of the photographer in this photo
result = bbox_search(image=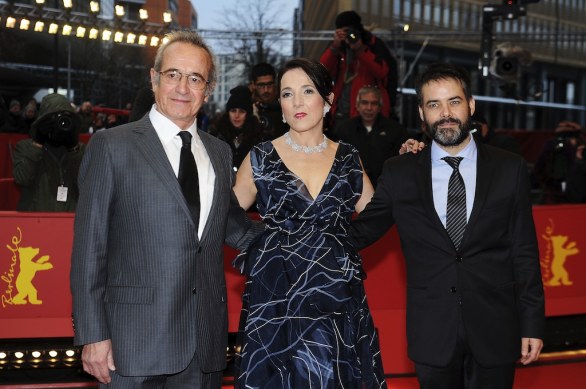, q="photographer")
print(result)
[566,134,586,203]
[13,93,85,211]
[320,10,396,126]
[249,62,289,140]
[533,120,584,203]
